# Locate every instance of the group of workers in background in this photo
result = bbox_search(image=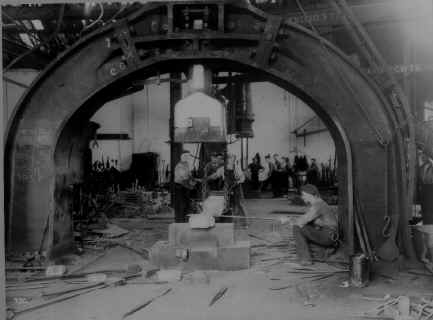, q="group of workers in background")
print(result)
[173,150,336,223]
[247,153,324,197]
